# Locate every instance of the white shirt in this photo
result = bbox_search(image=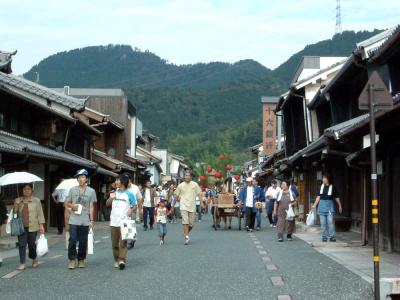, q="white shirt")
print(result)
[157,207,167,224]
[110,189,136,227]
[266,186,282,200]
[195,196,200,205]
[52,189,67,203]
[246,187,254,207]
[143,189,151,207]
[128,184,143,200]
